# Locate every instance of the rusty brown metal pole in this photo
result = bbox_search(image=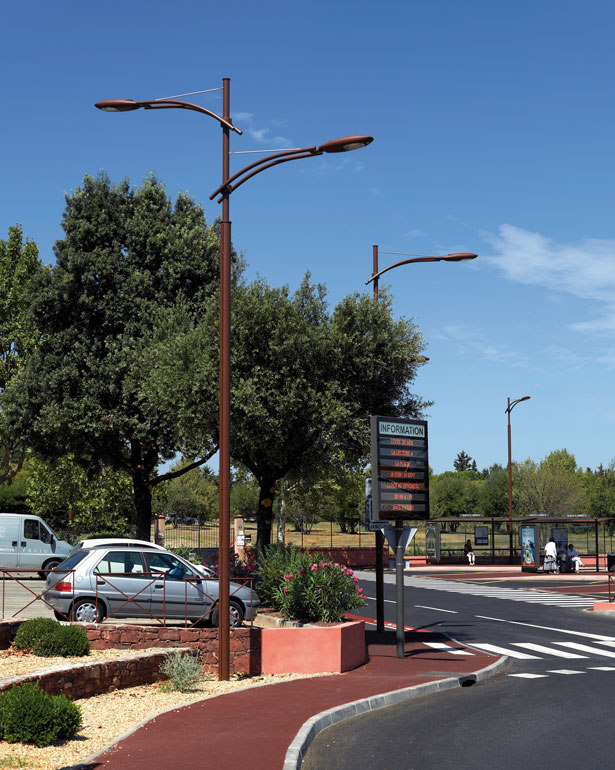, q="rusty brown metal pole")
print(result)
[372,245,385,634]
[218,78,231,680]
